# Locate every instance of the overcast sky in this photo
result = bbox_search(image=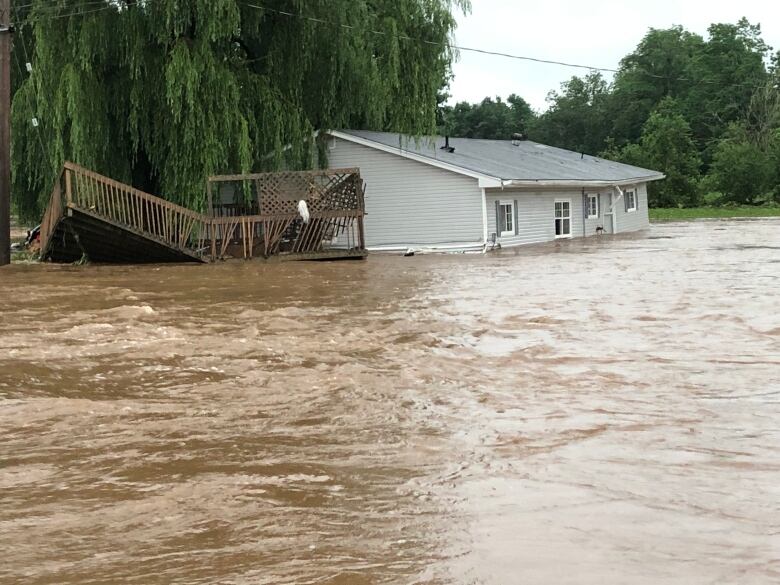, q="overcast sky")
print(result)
[448,0,780,112]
